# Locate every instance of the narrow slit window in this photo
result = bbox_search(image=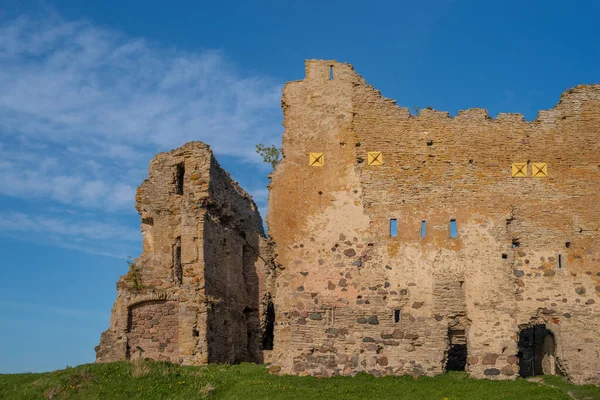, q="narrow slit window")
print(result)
[175,163,185,195]
[329,65,334,80]
[390,219,398,237]
[558,254,565,269]
[450,219,458,238]
[394,309,401,324]
[421,220,426,238]
[173,237,182,284]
